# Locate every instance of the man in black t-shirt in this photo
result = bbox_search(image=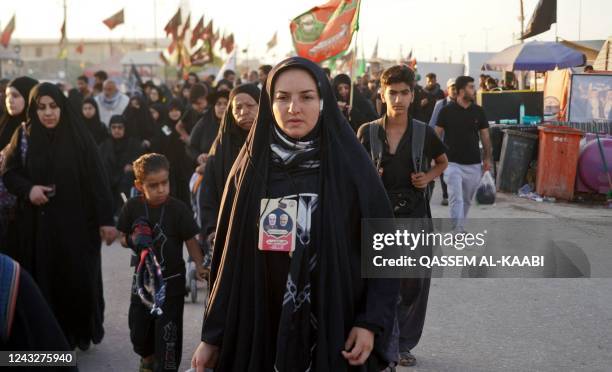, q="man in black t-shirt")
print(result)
[358,65,448,368]
[435,76,492,232]
[117,154,206,372]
